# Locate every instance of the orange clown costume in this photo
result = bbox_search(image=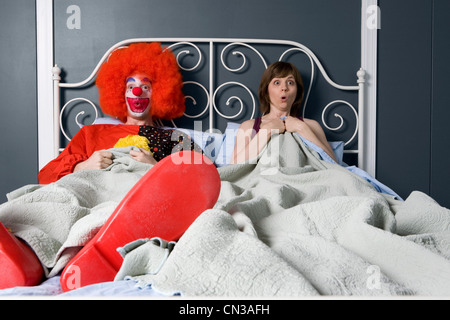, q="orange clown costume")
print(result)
[0,43,221,291]
[39,42,193,184]
[38,124,202,184]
